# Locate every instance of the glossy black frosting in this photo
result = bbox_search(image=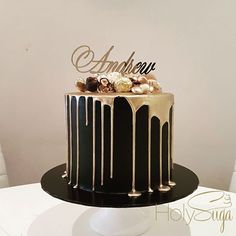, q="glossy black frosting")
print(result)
[65,95,174,194]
